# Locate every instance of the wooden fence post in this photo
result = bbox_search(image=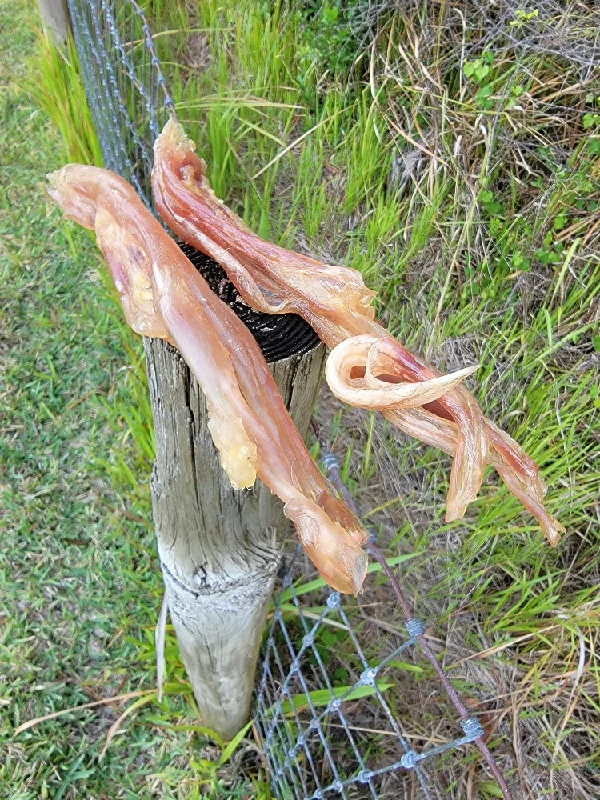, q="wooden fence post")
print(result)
[144,267,325,739]
[36,0,70,45]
